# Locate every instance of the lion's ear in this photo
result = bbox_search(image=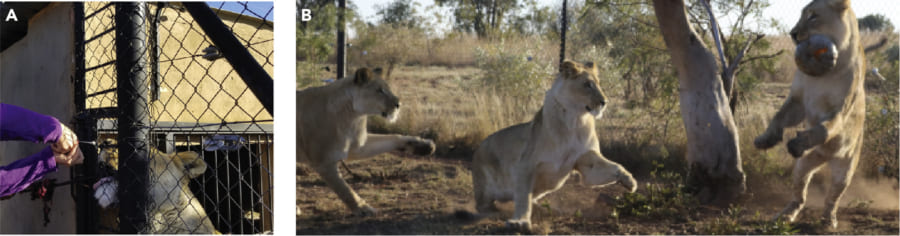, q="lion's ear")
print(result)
[828,0,849,11]
[174,151,207,179]
[560,60,580,79]
[353,68,372,85]
[584,61,599,75]
[373,67,384,76]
